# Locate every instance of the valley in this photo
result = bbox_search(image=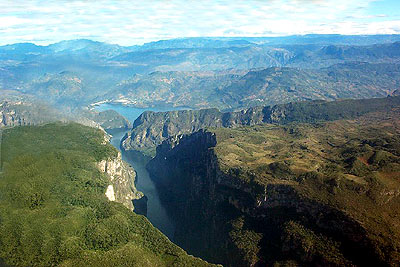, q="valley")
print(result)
[1,34,400,266]
[104,115,177,240]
